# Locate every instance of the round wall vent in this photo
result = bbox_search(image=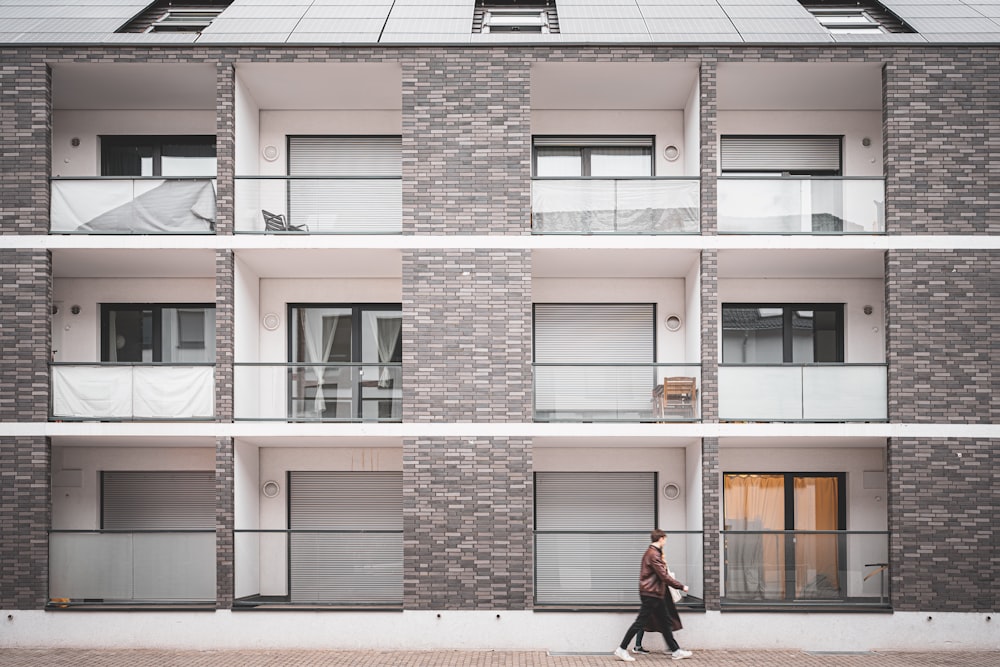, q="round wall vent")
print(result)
[662,482,682,500]
[262,313,280,331]
[664,314,682,332]
[262,145,280,162]
[261,480,280,498]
